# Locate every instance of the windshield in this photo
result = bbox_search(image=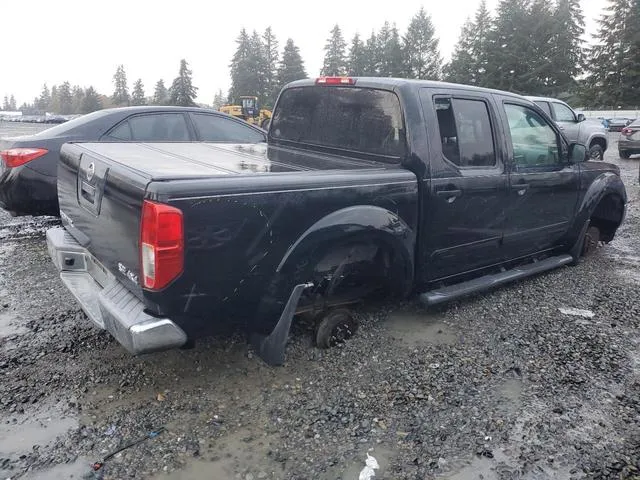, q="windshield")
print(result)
[270,86,406,159]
